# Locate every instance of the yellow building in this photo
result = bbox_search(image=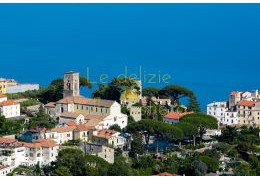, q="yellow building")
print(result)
[0,80,7,94]
[120,89,139,104]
